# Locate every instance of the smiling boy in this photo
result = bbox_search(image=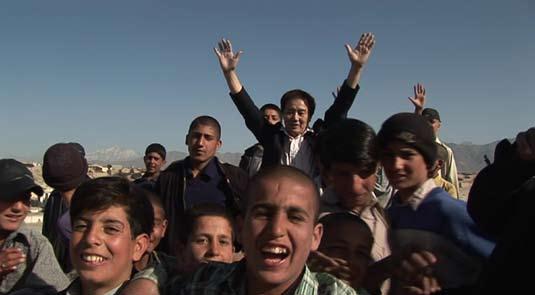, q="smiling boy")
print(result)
[0,159,69,294]
[177,165,359,294]
[61,177,153,295]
